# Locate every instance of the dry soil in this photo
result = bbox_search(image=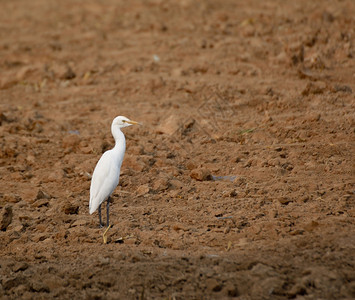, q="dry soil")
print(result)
[0,0,354,299]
